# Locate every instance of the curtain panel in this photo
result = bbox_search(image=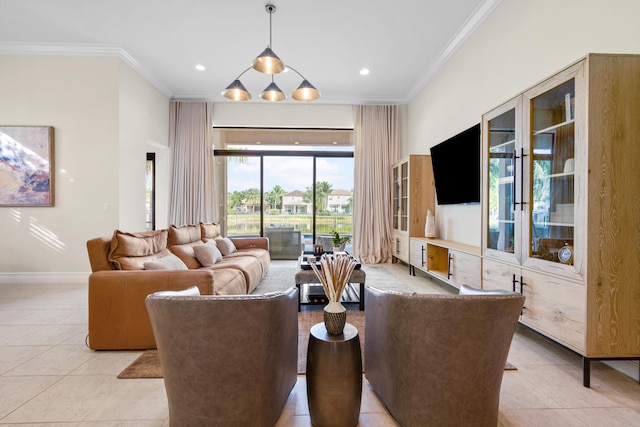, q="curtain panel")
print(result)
[168,101,216,225]
[353,105,399,264]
